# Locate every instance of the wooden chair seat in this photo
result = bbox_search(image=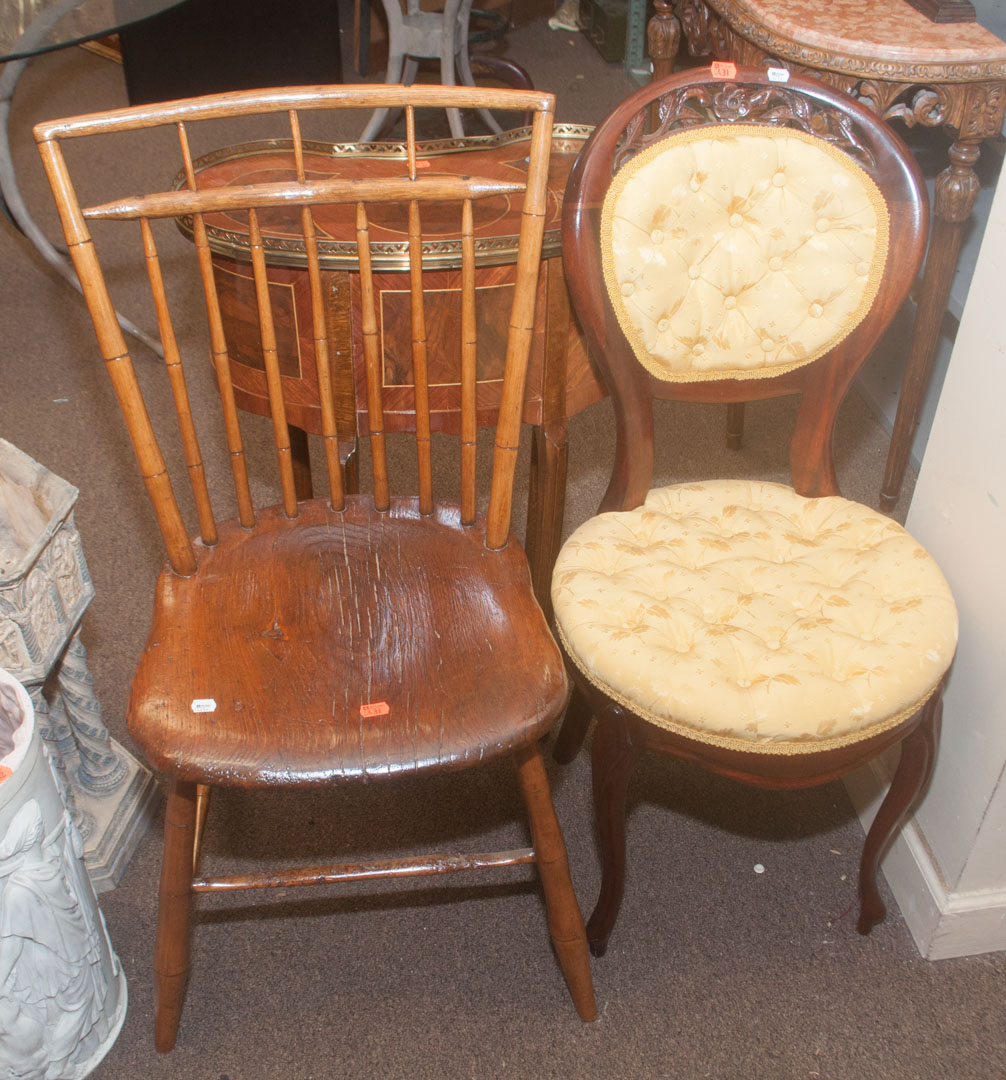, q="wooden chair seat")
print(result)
[130,497,567,785]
